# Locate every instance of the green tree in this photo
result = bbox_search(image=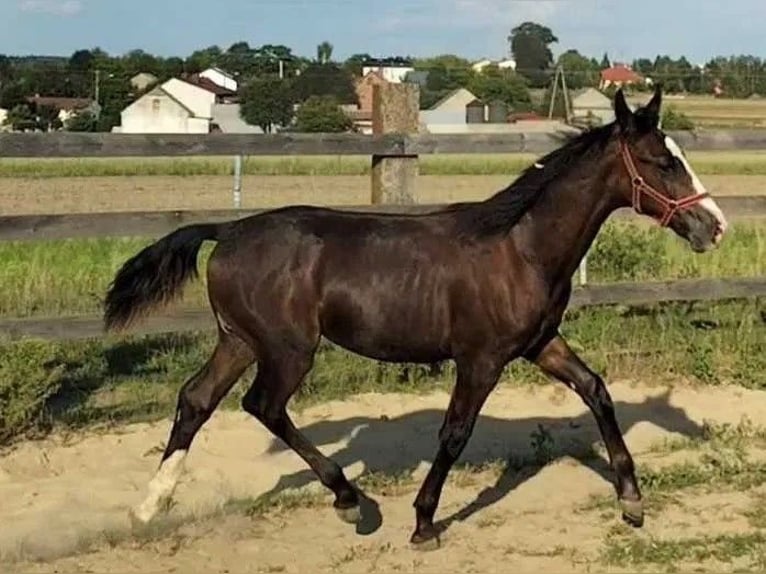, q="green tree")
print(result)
[600,52,611,69]
[556,49,599,89]
[508,22,558,88]
[294,95,353,132]
[185,45,222,73]
[35,104,62,131]
[469,65,531,109]
[343,53,371,76]
[316,41,334,64]
[3,104,36,131]
[293,63,357,105]
[65,109,97,131]
[239,77,295,133]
